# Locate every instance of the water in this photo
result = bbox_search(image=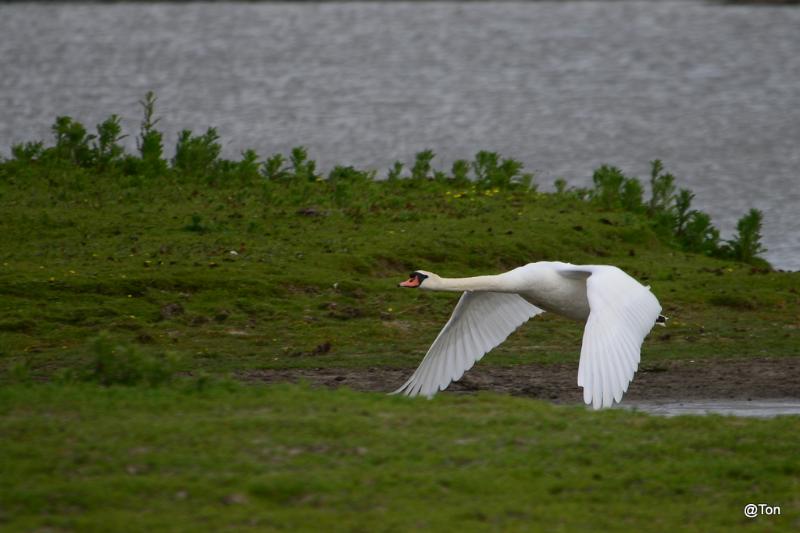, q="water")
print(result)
[1,1,798,268]
[621,400,800,418]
